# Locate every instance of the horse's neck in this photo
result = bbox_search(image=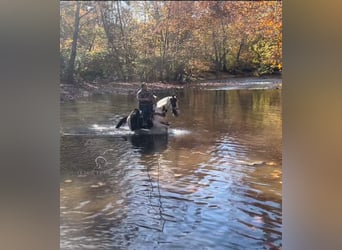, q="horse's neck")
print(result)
[156,97,169,109]
[154,97,169,115]
[154,105,166,114]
